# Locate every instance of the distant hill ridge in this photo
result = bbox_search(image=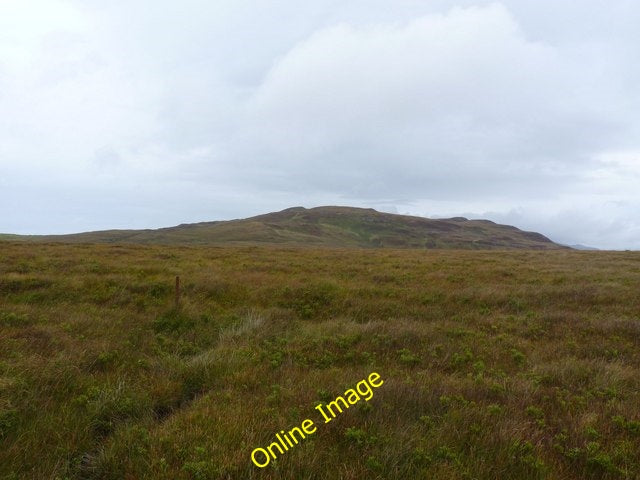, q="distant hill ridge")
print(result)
[1,206,567,249]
